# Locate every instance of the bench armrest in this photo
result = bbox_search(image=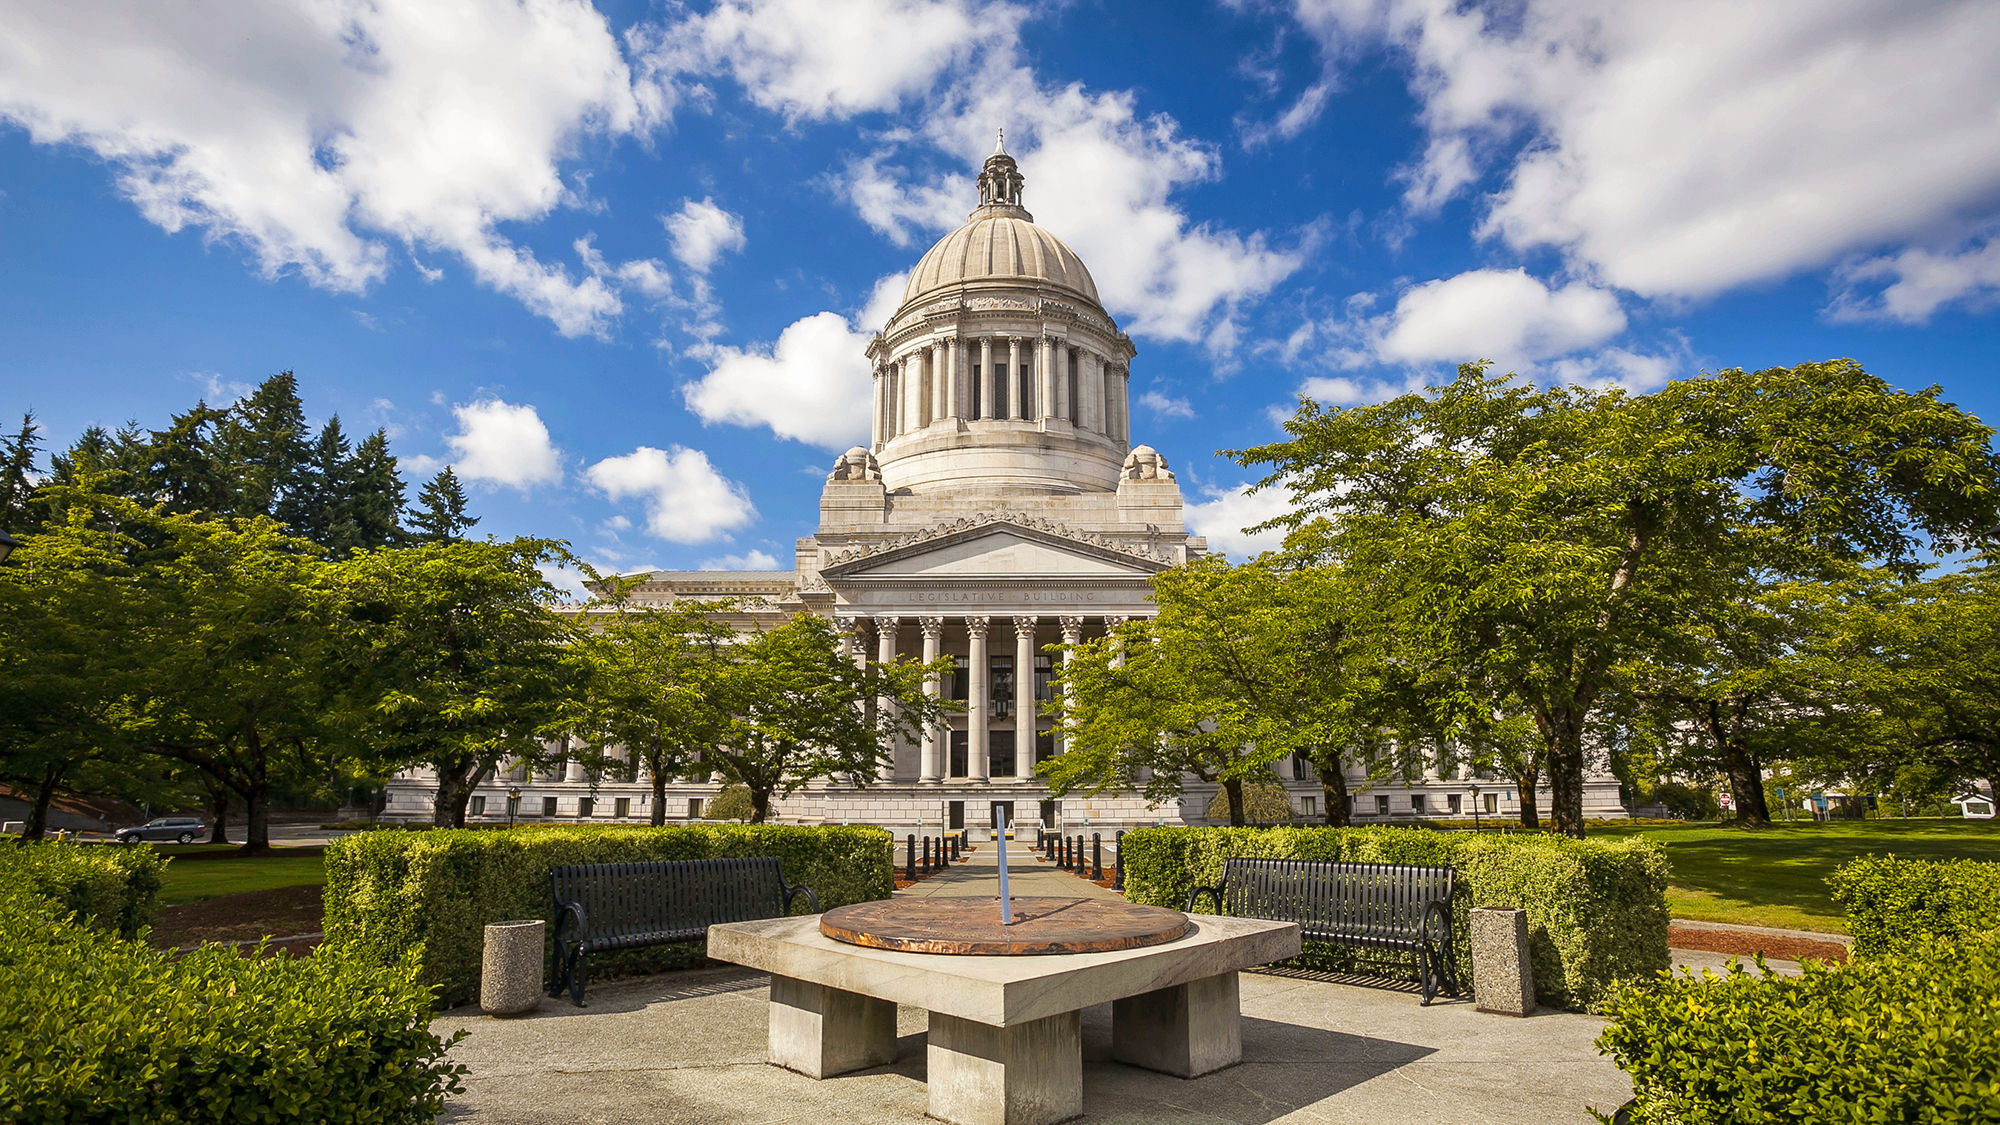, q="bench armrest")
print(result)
[553,899,588,945]
[784,883,820,915]
[1184,884,1225,914]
